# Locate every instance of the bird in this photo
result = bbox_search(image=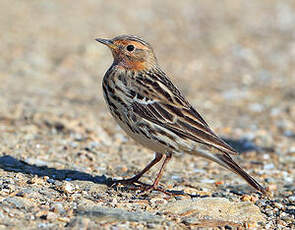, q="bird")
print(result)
[95,34,267,195]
